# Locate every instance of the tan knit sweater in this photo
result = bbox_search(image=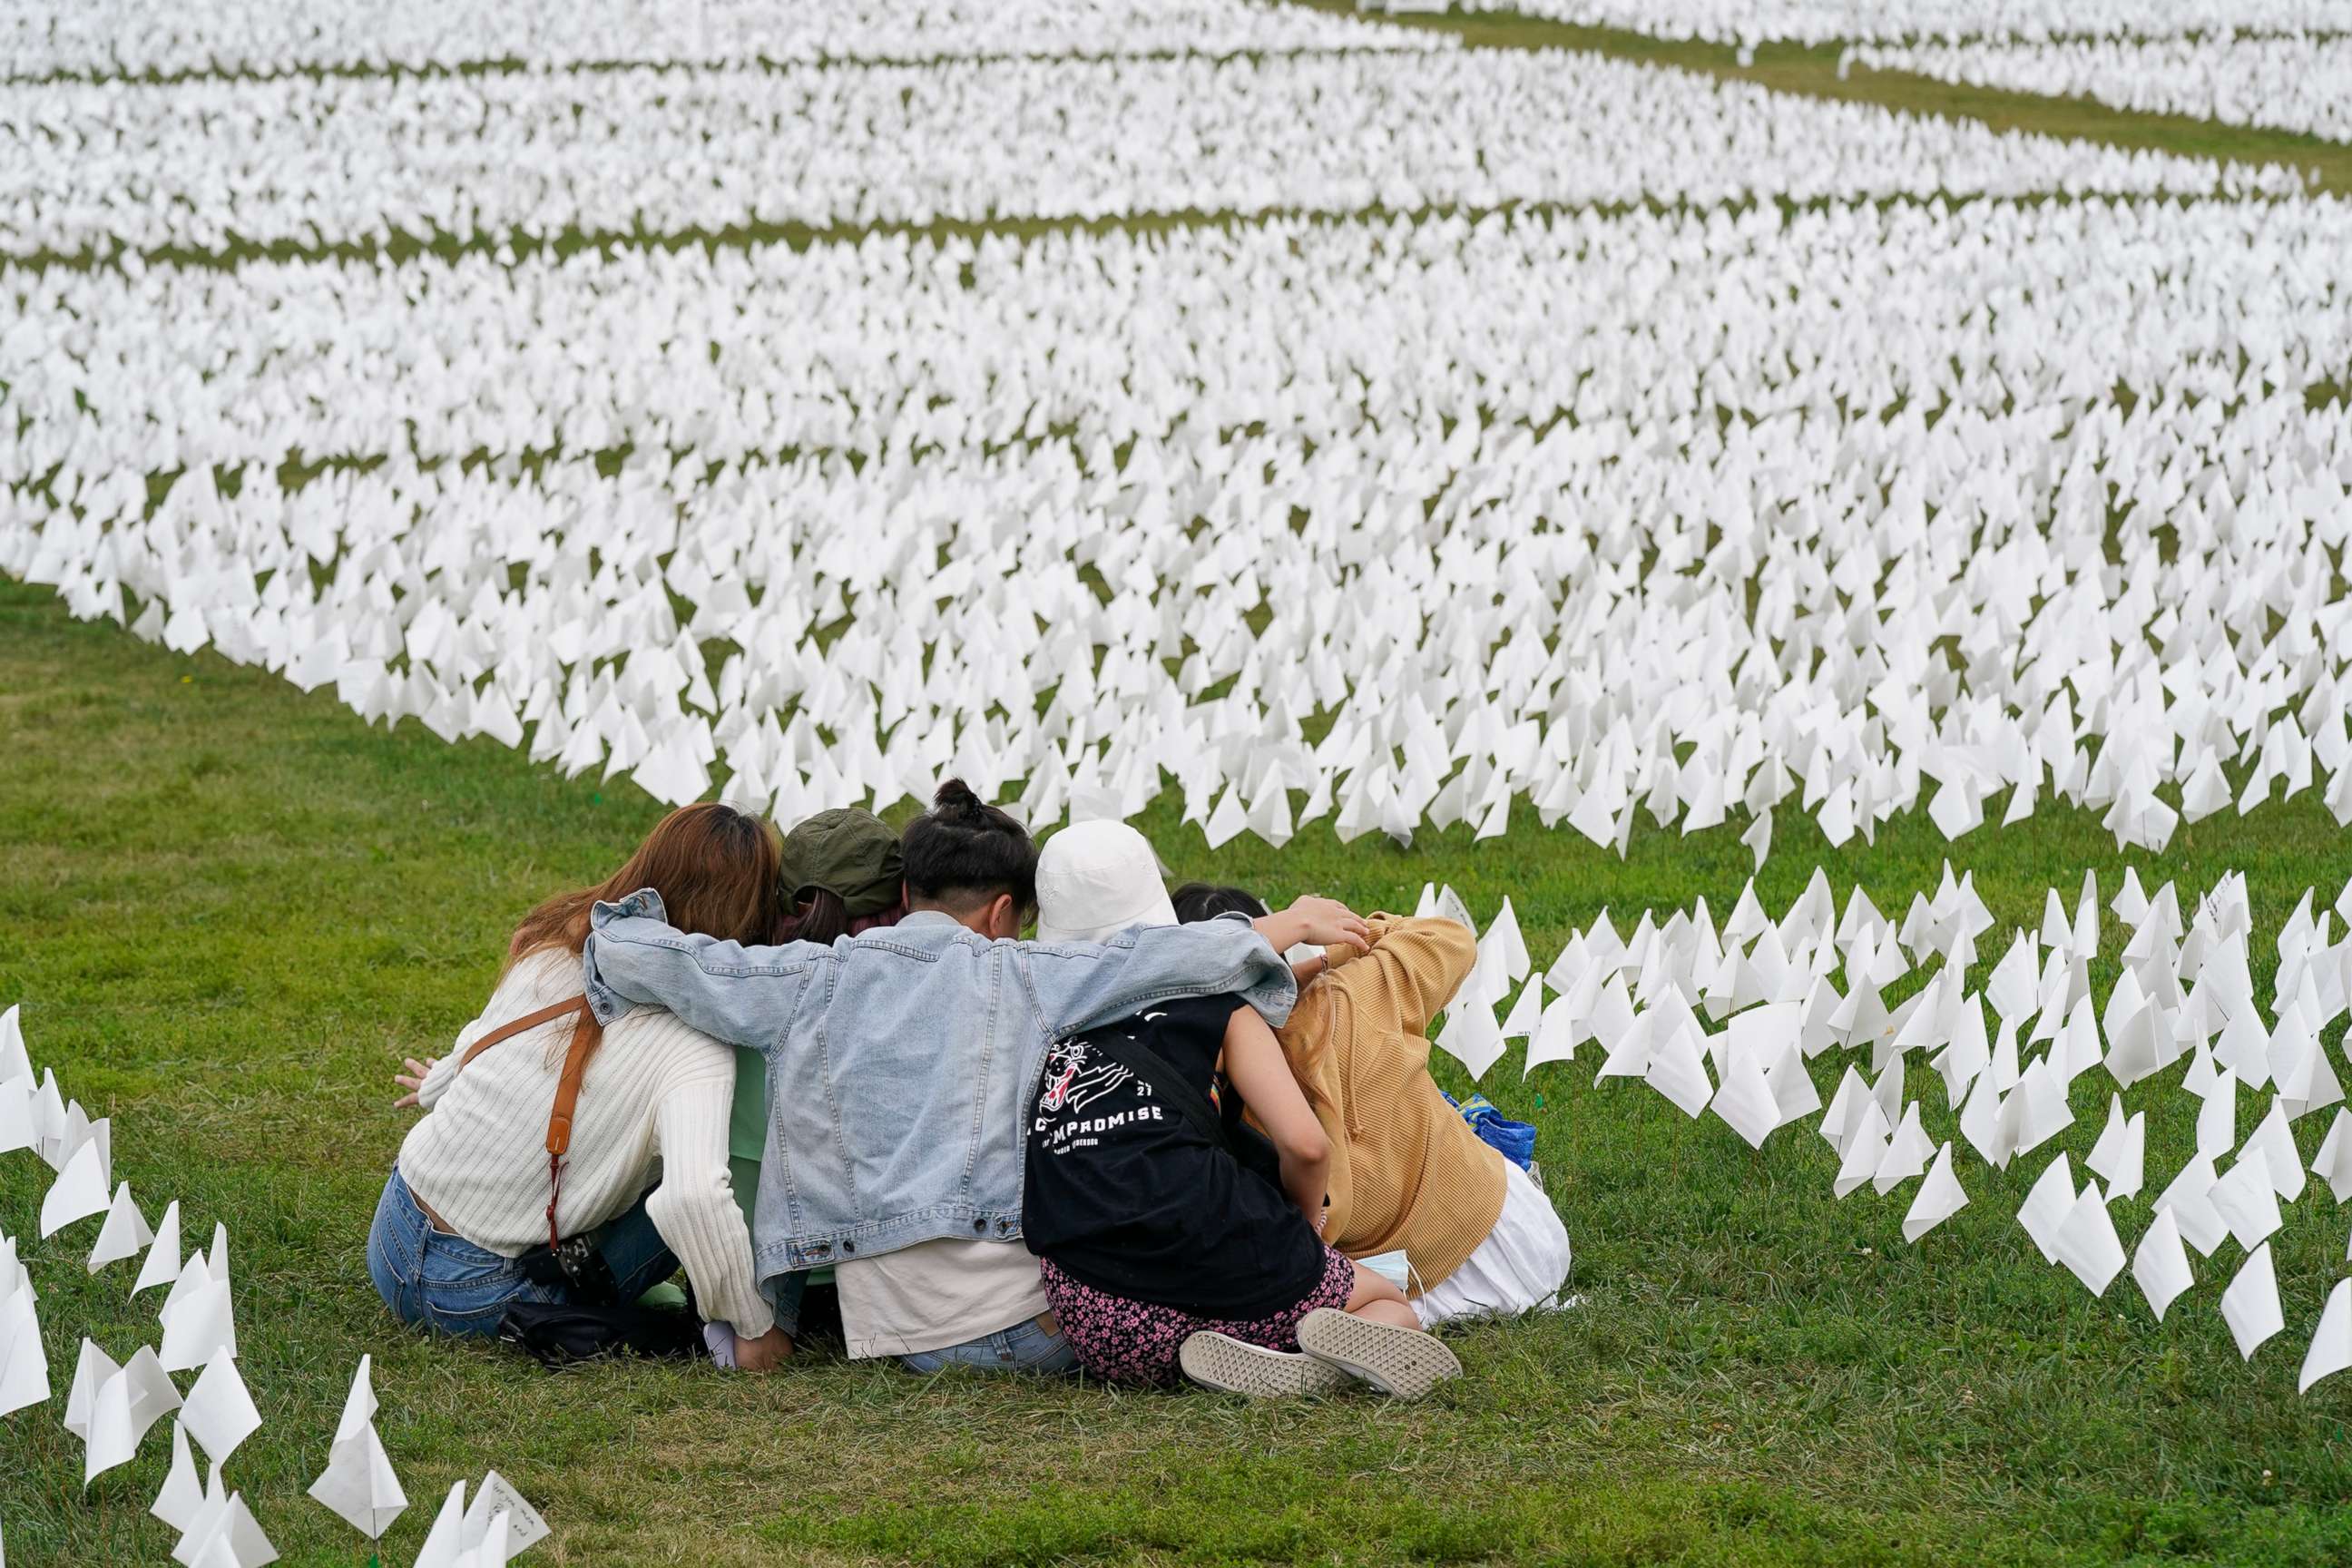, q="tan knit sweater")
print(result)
[1276,914,1508,1293]
[402,951,772,1338]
